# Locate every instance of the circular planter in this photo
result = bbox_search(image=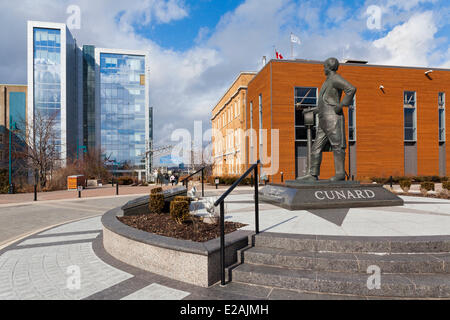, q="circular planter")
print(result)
[101,207,251,287]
